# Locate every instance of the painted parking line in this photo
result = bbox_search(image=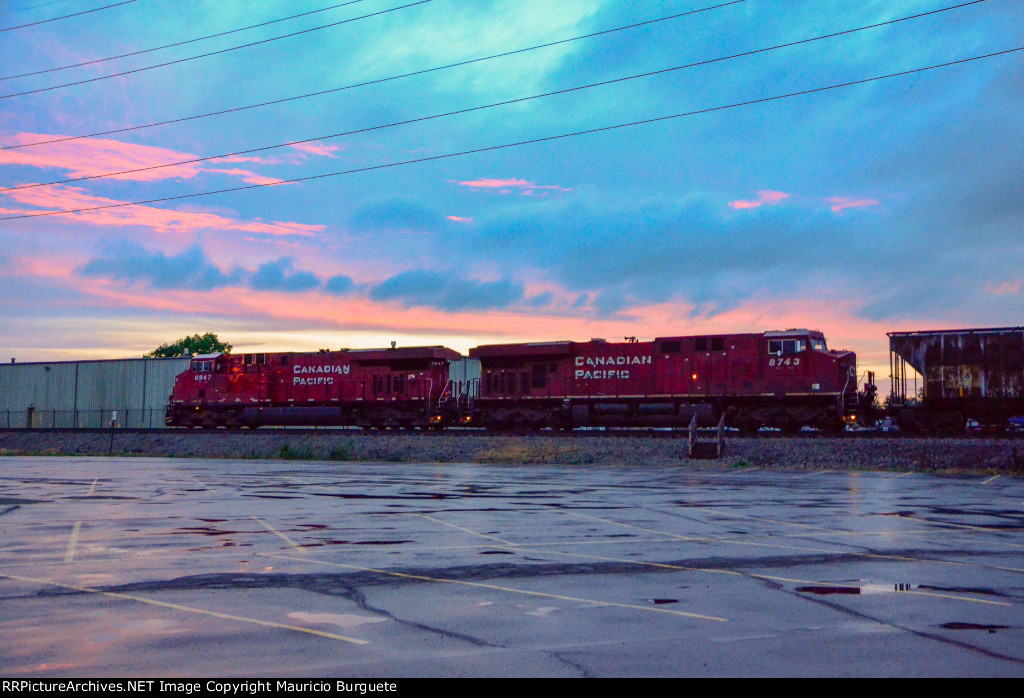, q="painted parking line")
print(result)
[87,478,99,496]
[263,553,728,623]
[253,517,306,553]
[982,474,1001,485]
[416,513,518,546]
[0,572,368,645]
[793,469,834,479]
[63,521,81,563]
